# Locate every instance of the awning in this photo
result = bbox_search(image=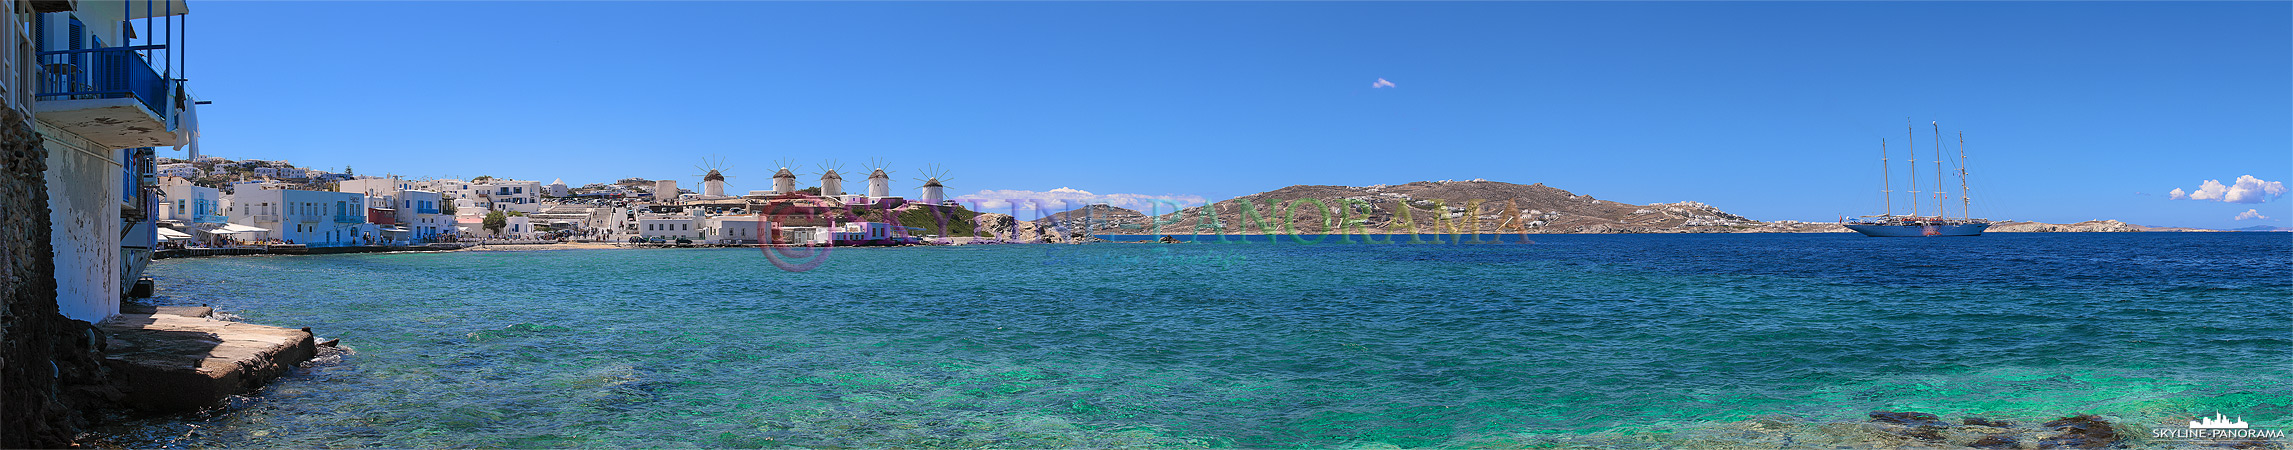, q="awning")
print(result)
[156,228,193,241]
[211,224,269,234]
[380,226,410,232]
